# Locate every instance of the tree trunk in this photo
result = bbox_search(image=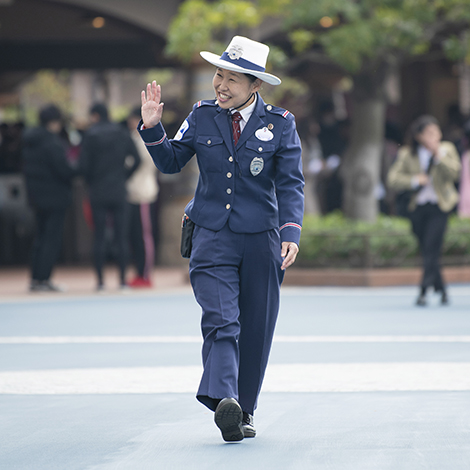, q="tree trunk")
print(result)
[341,68,388,221]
